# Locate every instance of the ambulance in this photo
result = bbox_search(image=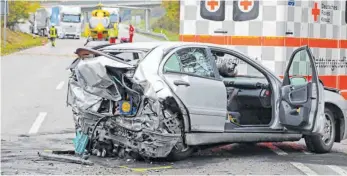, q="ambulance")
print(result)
[179,0,347,99]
